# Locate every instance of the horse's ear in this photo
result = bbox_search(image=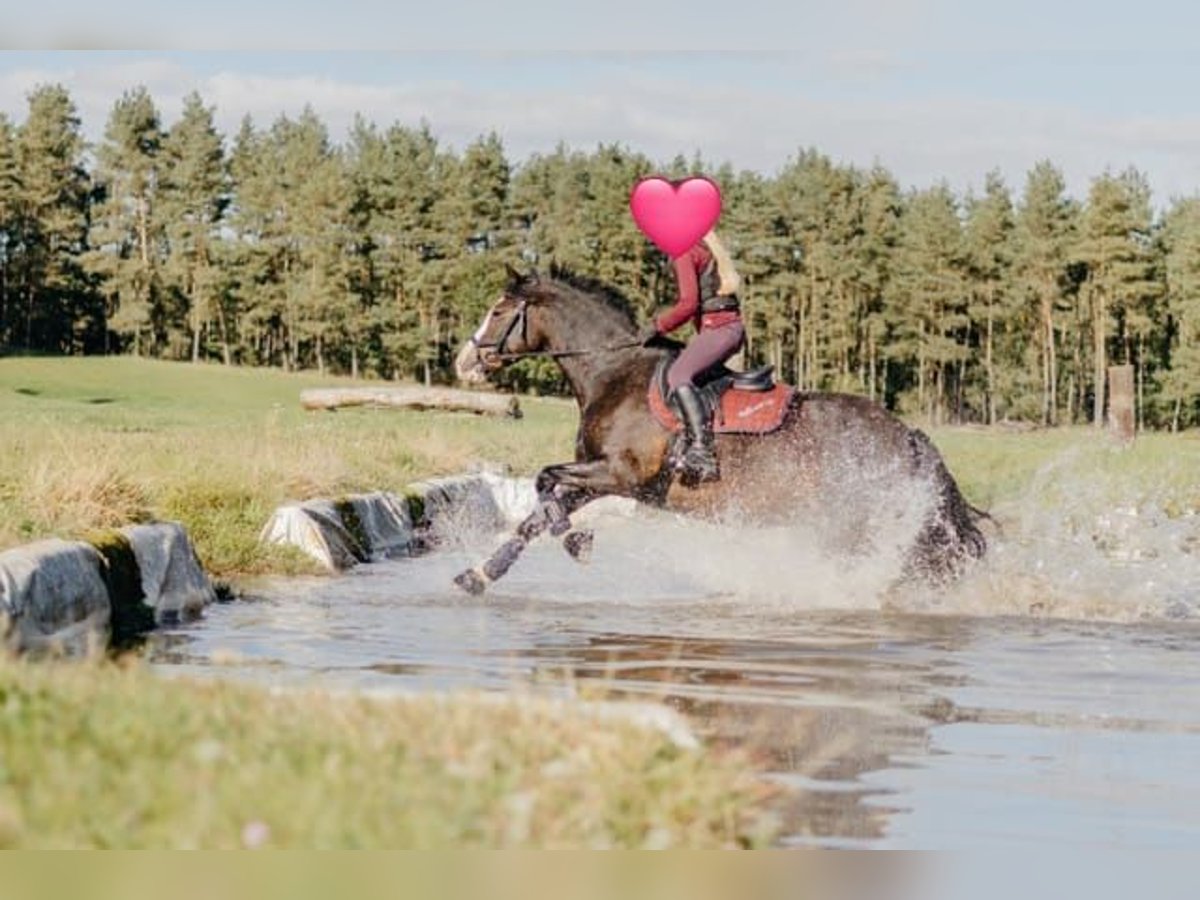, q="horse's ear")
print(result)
[504,262,523,292]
